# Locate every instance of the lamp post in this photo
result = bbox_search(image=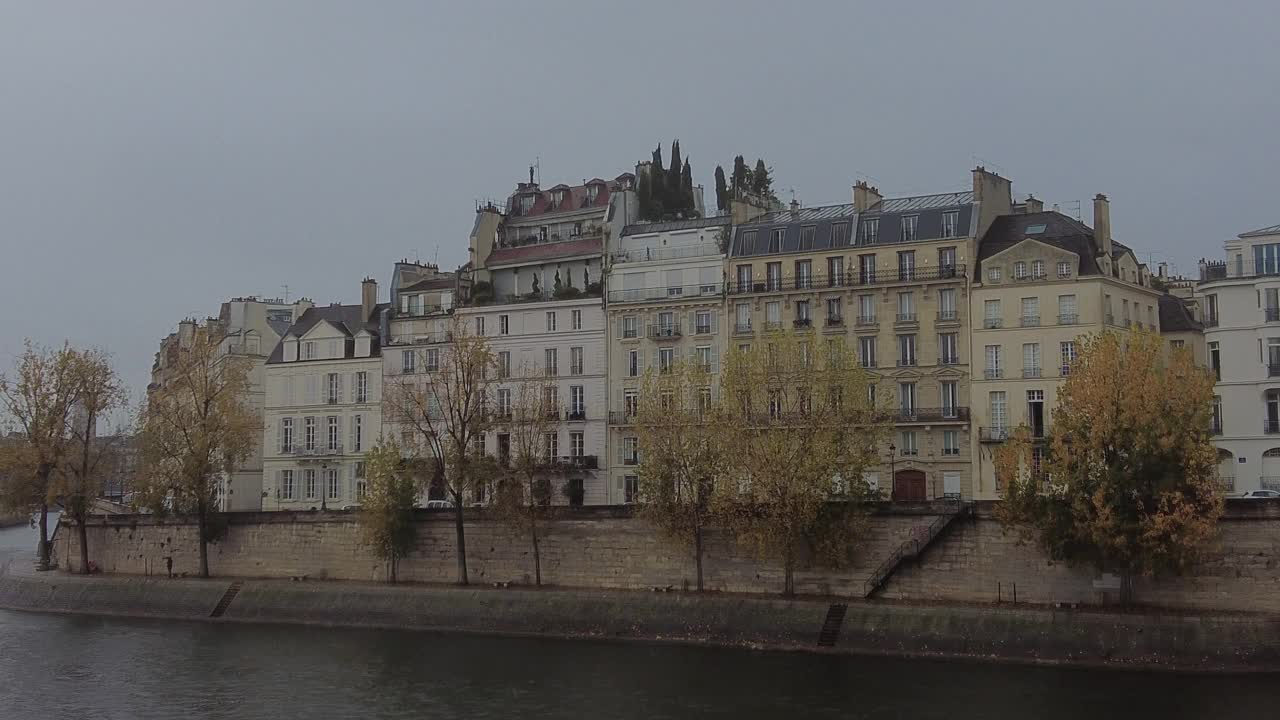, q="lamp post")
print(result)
[320,461,328,512]
[888,442,897,502]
